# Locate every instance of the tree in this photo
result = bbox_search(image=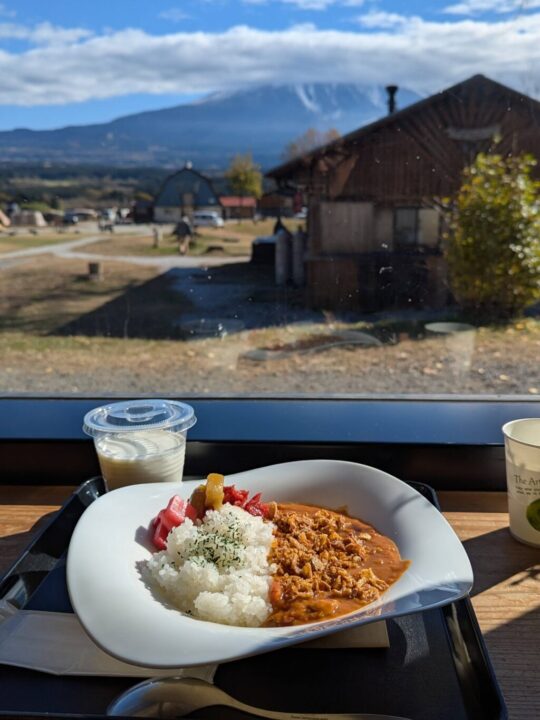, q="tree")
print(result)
[225,153,262,199]
[134,191,153,202]
[20,200,52,213]
[283,127,341,161]
[50,195,63,210]
[446,152,540,318]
